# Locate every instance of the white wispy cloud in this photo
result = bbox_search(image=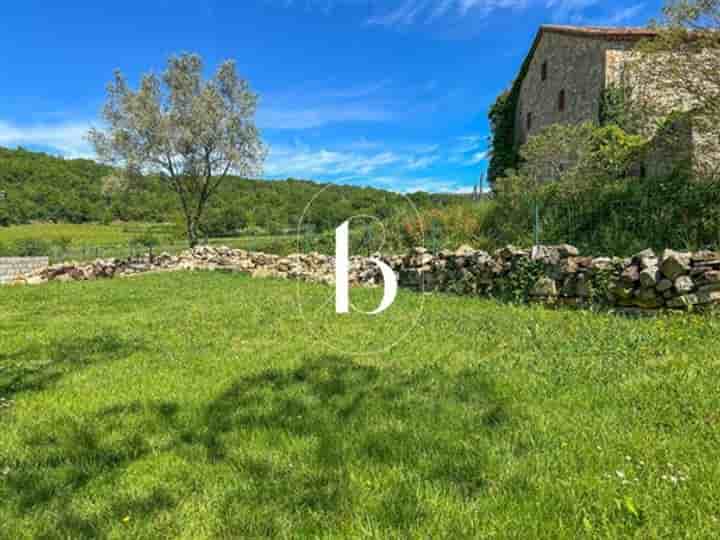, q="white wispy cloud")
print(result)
[600,3,646,25]
[452,134,487,153]
[271,0,648,29]
[545,0,647,25]
[265,141,448,177]
[466,150,489,165]
[406,154,440,170]
[258,104,393,129]
[259,78,400,129]
[263,131,485,193]
[0,120,94,159]
[356,174,476,193]
[265,146,405,177]
[367,0,528,26]
[545,0,598,23]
